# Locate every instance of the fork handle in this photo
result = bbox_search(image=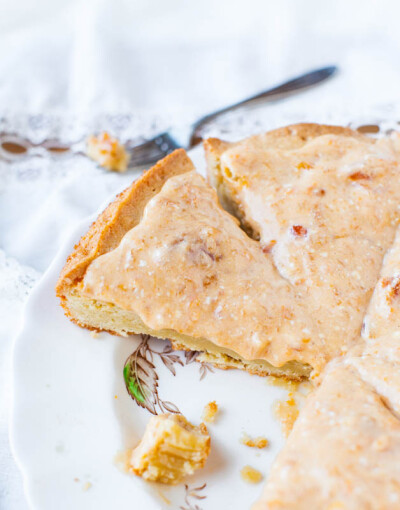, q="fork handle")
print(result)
[190,66,337,142]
